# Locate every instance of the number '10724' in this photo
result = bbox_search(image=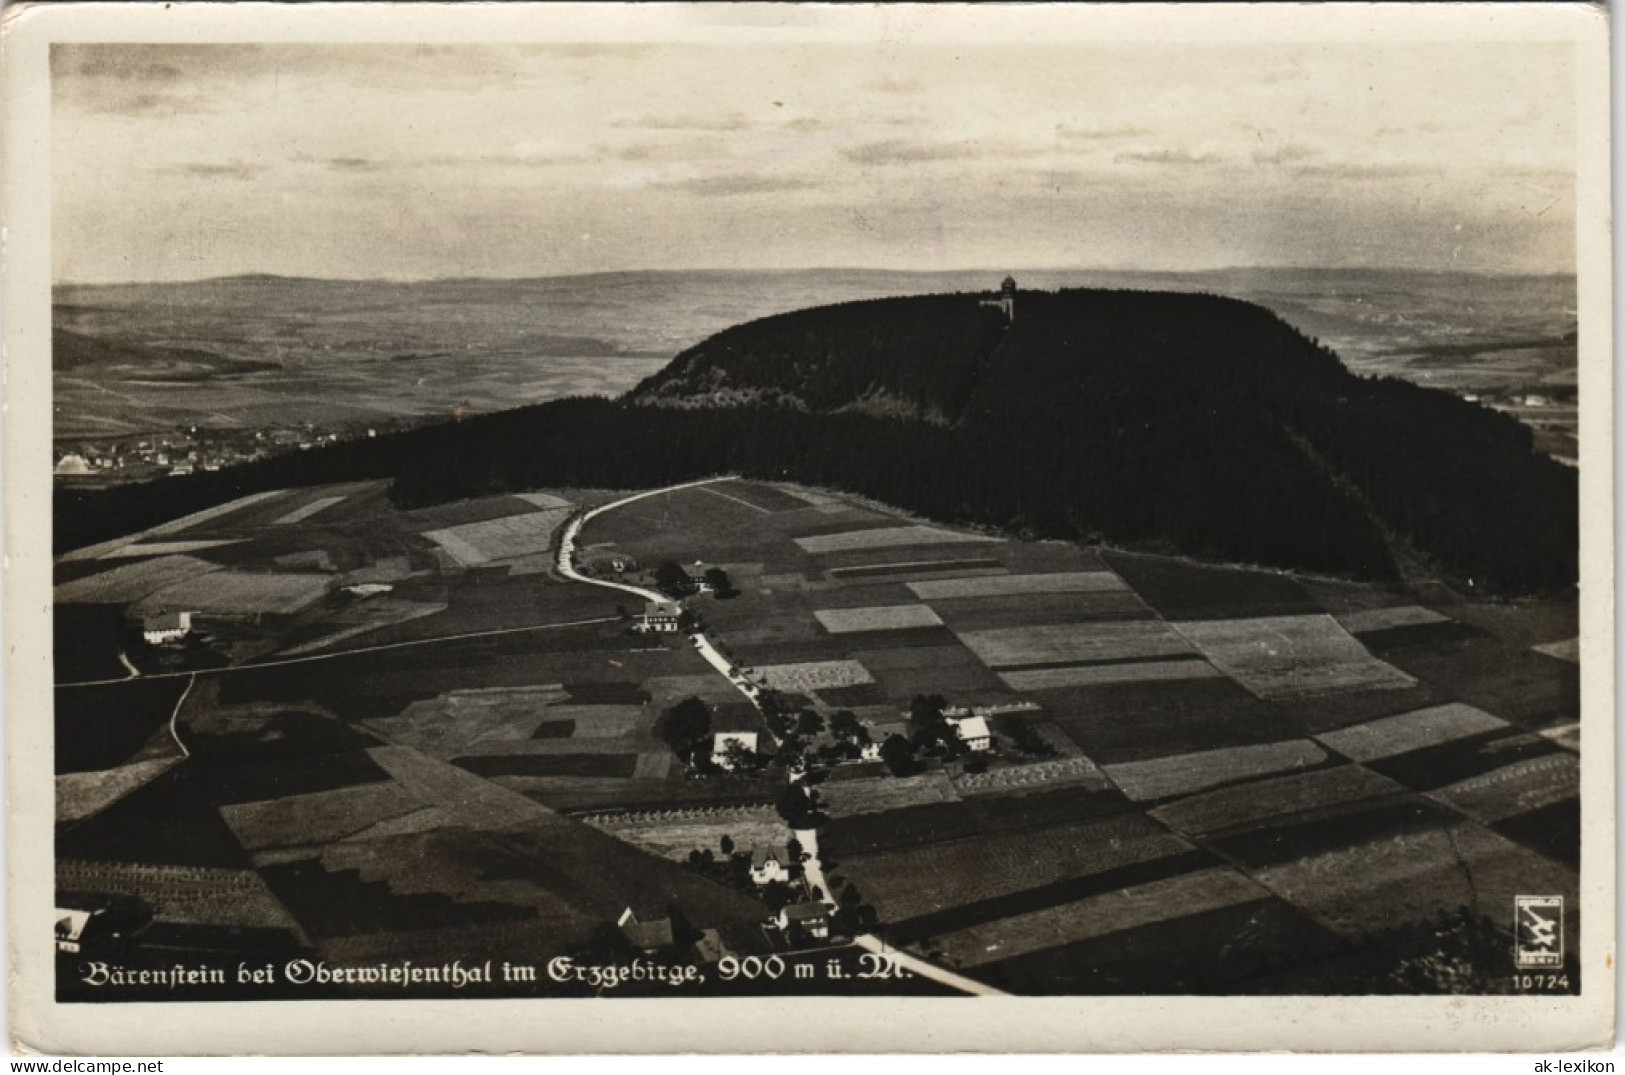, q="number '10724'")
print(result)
[1514,973,1571,990]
